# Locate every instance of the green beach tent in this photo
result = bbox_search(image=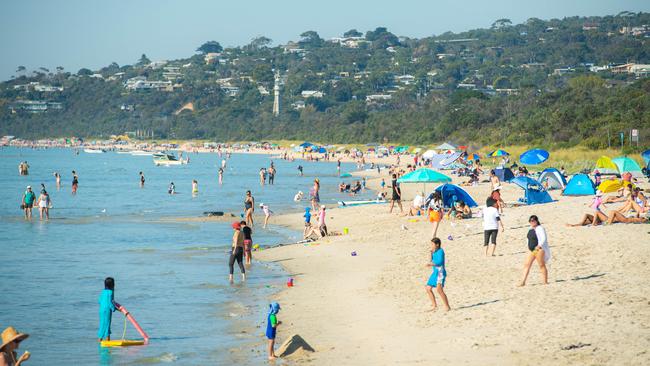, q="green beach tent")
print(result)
[612,156,643,177]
